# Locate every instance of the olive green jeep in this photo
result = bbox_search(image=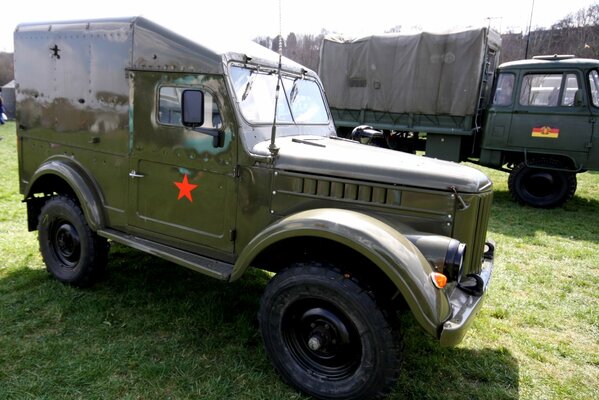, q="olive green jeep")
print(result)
[15,17,495,399]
